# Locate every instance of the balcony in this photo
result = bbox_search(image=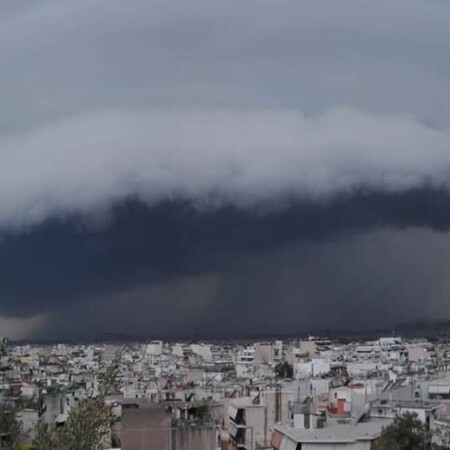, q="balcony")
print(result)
[229,406,245,425]
[229,420,247,445]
